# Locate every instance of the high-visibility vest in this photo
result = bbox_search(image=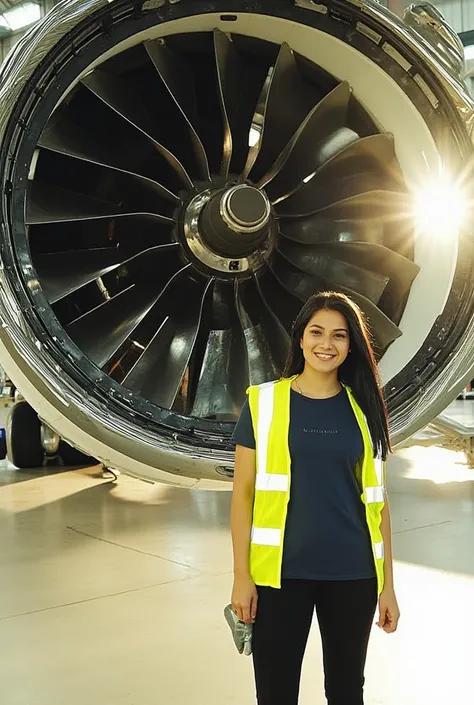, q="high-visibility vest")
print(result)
[247,374,386,595]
